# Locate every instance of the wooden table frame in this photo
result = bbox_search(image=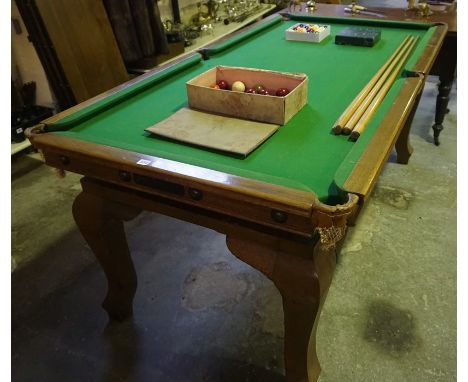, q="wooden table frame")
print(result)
[26,14,447,382]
